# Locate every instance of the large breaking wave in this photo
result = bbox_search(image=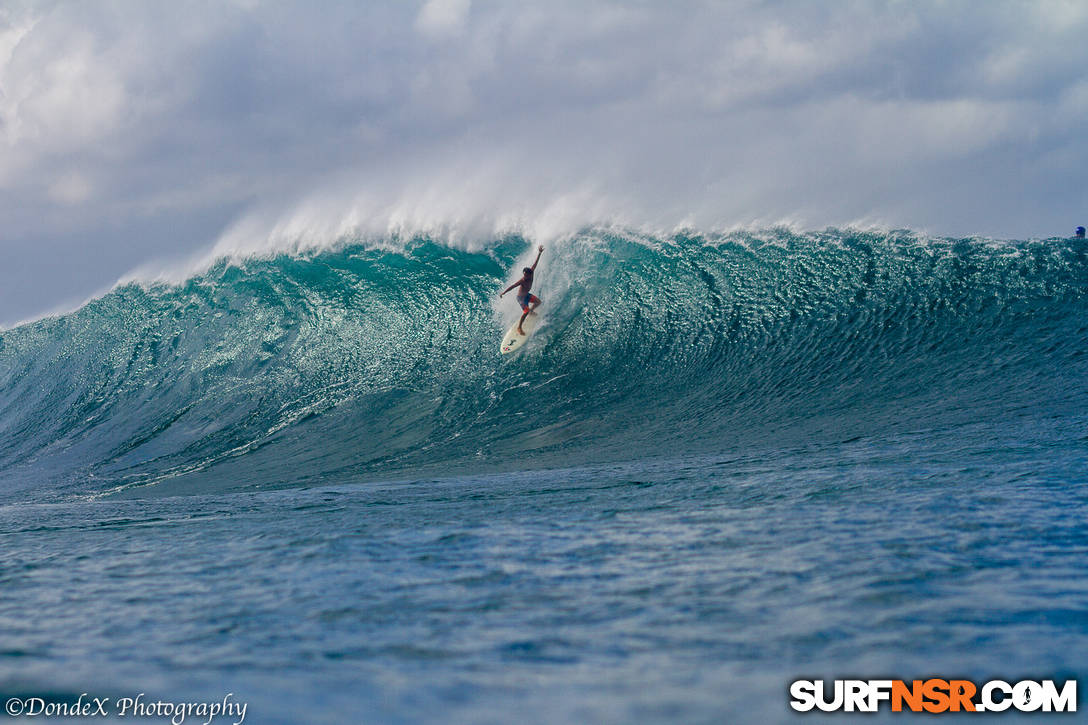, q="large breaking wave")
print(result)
[1,227,1086,502]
